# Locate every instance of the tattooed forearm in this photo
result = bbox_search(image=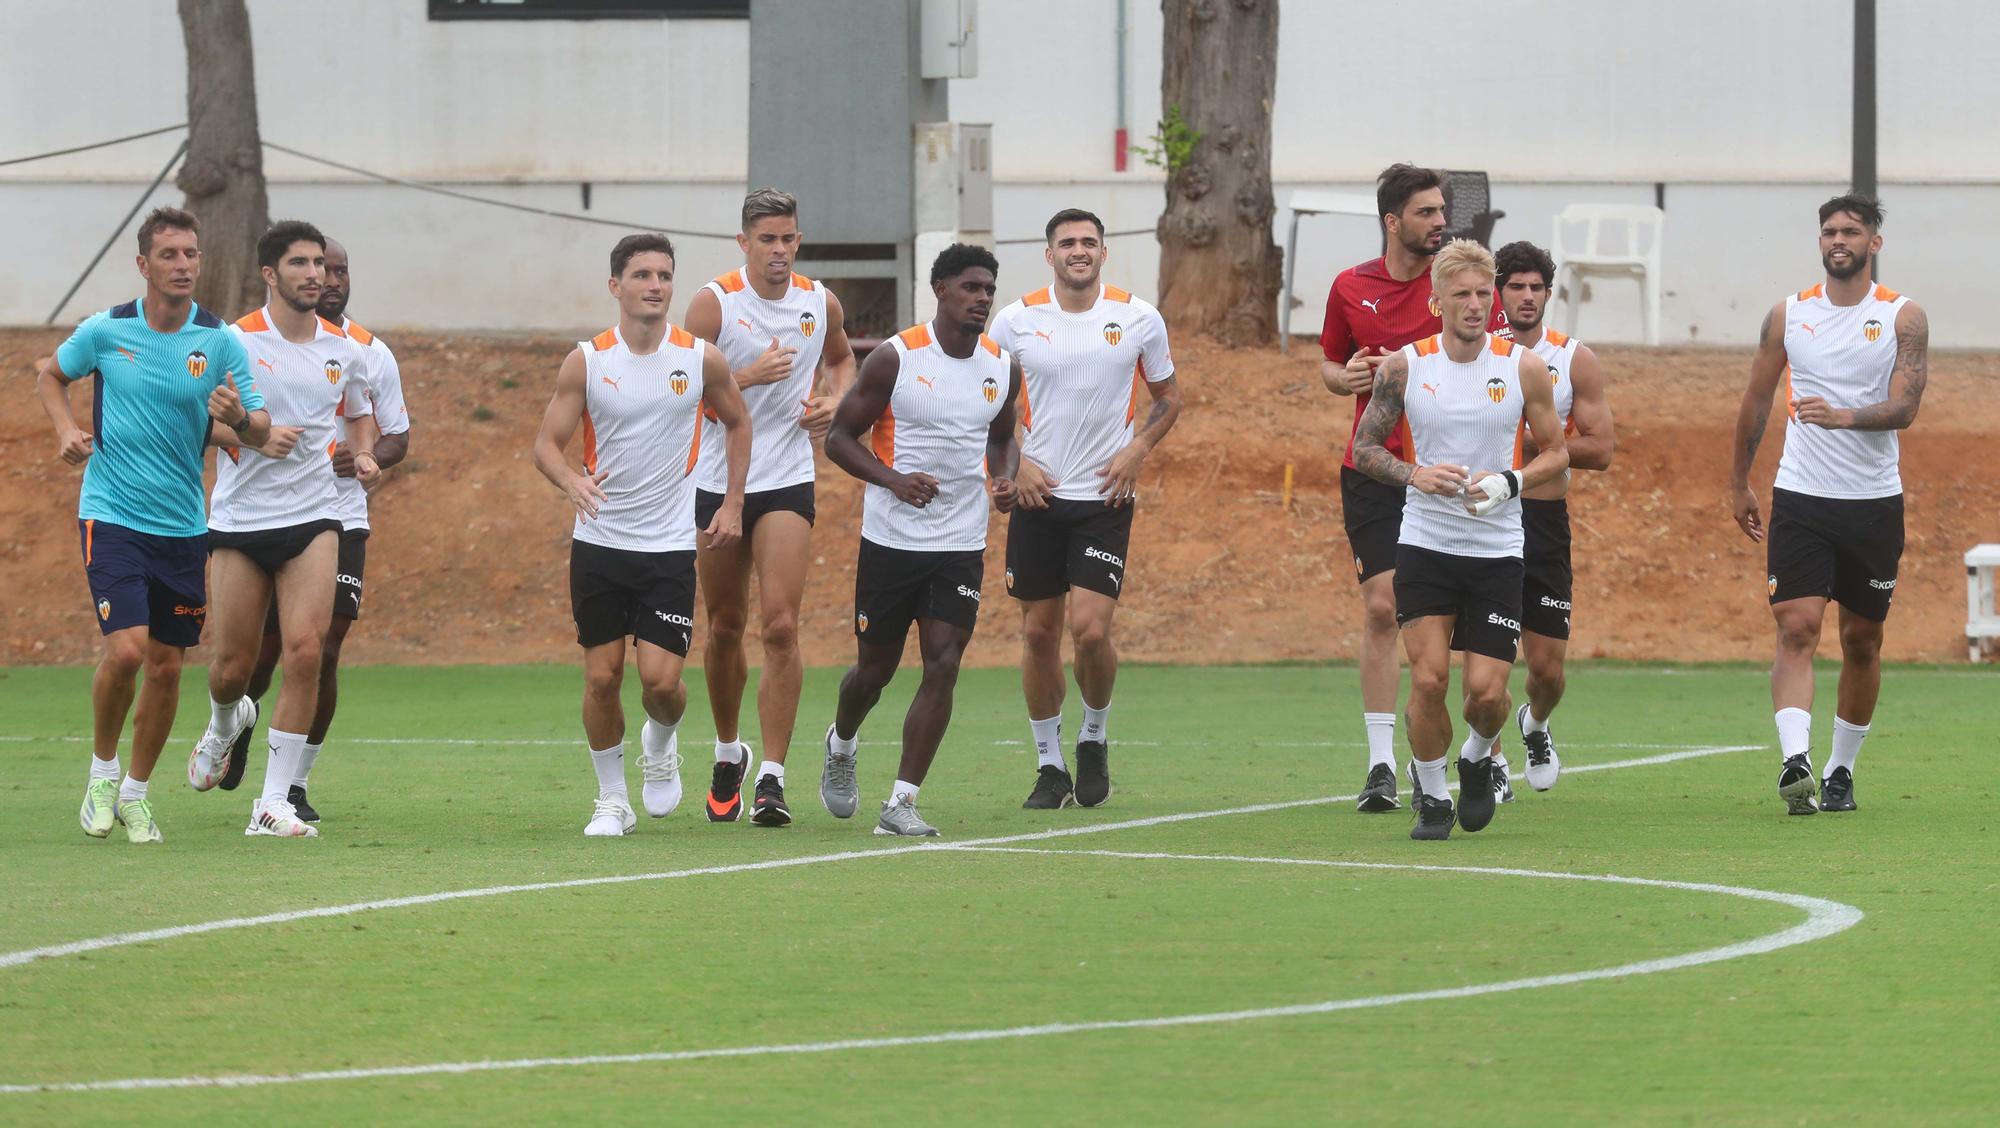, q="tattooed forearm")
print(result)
[1353,360,1414,487]
[1845,304,1929,430]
